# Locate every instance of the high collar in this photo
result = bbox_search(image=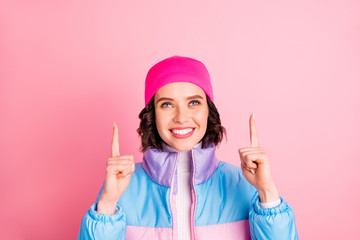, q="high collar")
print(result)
[161,142,202,173]
[141,142,219,192]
